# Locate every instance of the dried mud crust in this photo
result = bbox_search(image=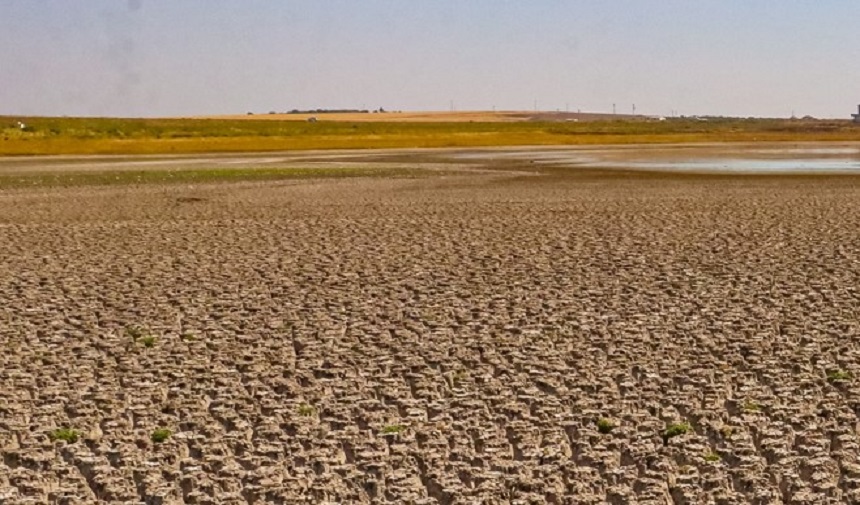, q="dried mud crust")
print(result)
[0,172,859,504]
